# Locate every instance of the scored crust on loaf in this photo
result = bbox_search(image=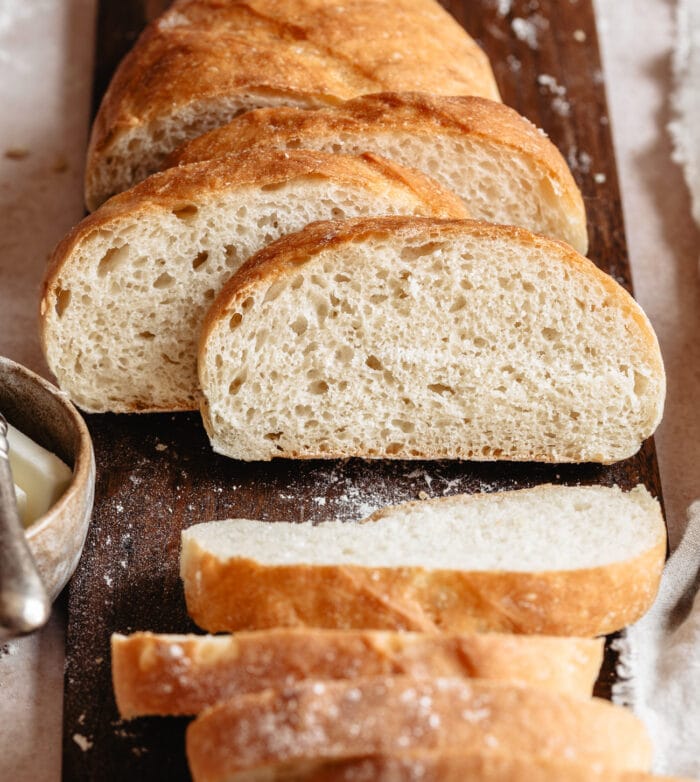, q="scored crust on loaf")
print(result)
[279,751,694,782]
[198,216,665,463]
[180,484,666,636]
[41,151,468,413]
[111,628,603,718]
[166,92,588,253]
[85,0,500,208]
[185,676,653,781]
